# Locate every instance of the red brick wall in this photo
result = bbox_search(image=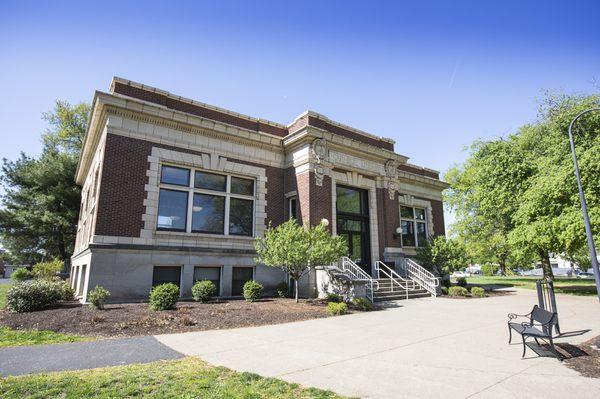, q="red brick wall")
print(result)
[429,199,446,237]
[94,134,286,237]
[309,174,332,227]
[307,116,394,151]
[398,164,439,179]
[376,188,401,257]
[95,134,152,237]
[113,83,288,137]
